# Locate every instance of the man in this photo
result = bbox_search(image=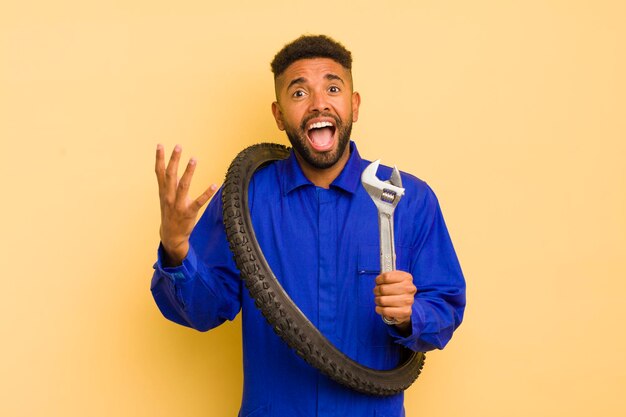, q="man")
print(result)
[152,35,465,417]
